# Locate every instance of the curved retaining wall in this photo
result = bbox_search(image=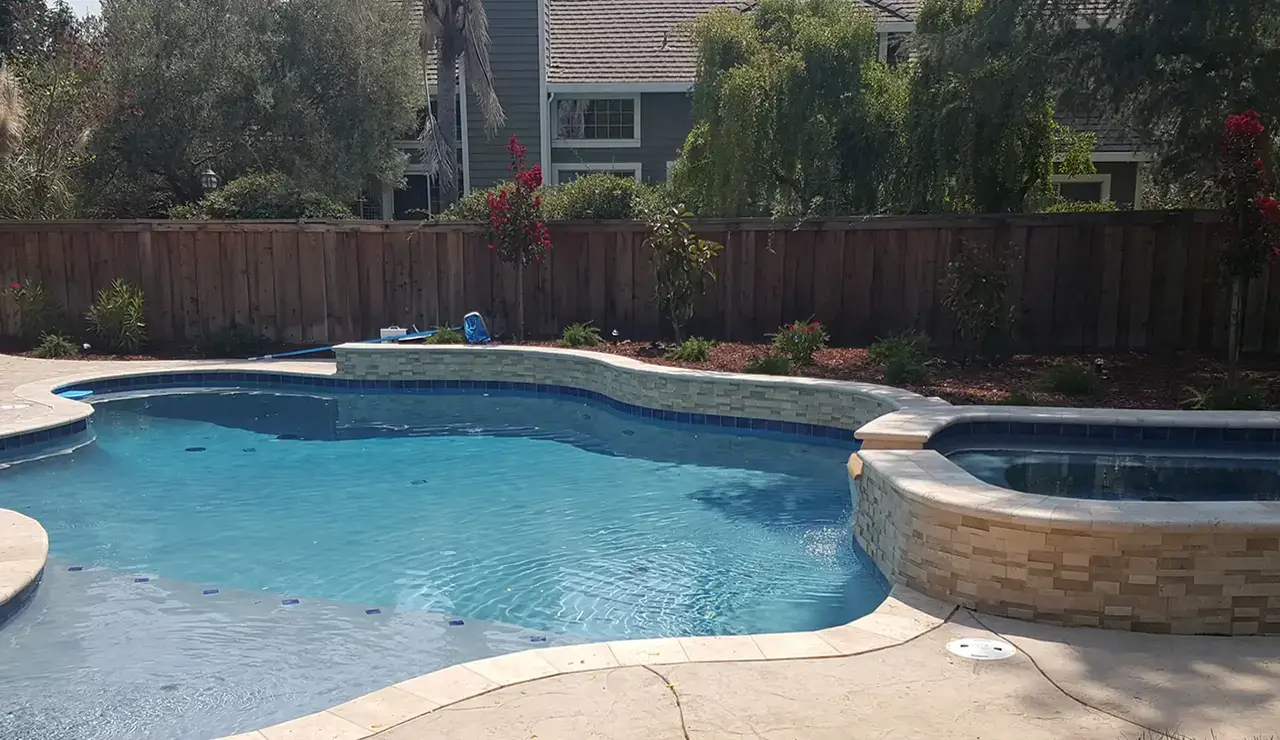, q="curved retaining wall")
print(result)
[850,406,1280,636]
[333,343,941,432]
